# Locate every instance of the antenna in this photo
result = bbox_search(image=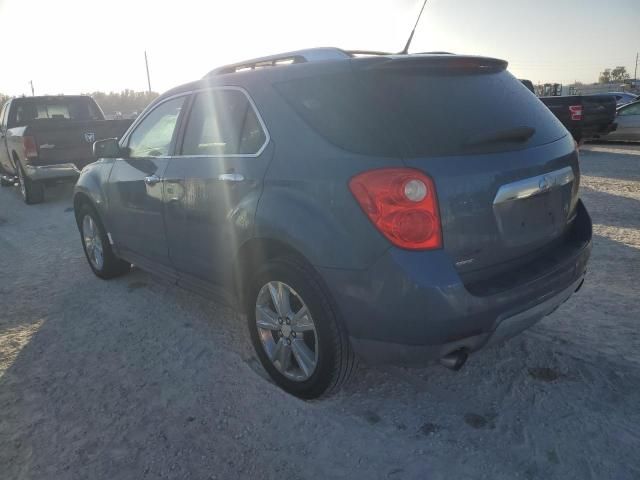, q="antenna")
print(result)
[144,51,152,93]
[400,0,429,54]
